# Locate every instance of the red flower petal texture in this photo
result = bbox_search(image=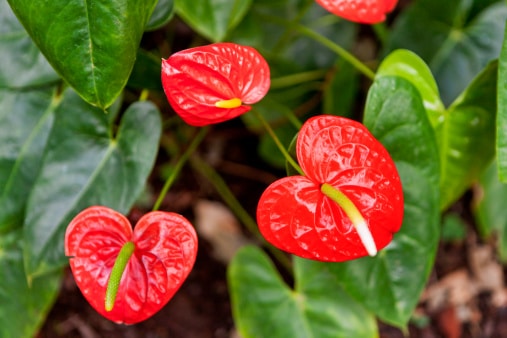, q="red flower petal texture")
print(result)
[161,42,270,126]
[257,115,404,262]
[316,0,398,24]
[65,206,198,324]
